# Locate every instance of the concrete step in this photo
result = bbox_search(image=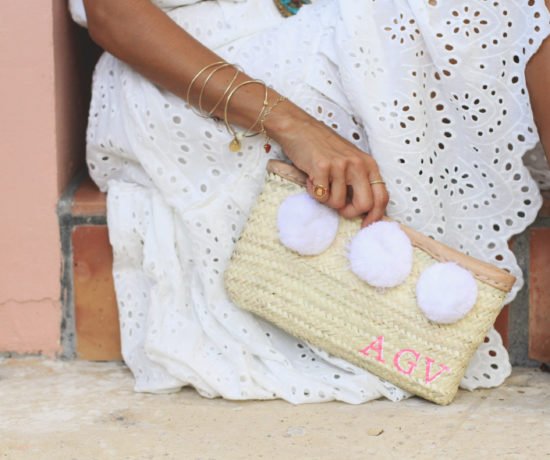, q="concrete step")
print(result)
[1,358,549,459]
